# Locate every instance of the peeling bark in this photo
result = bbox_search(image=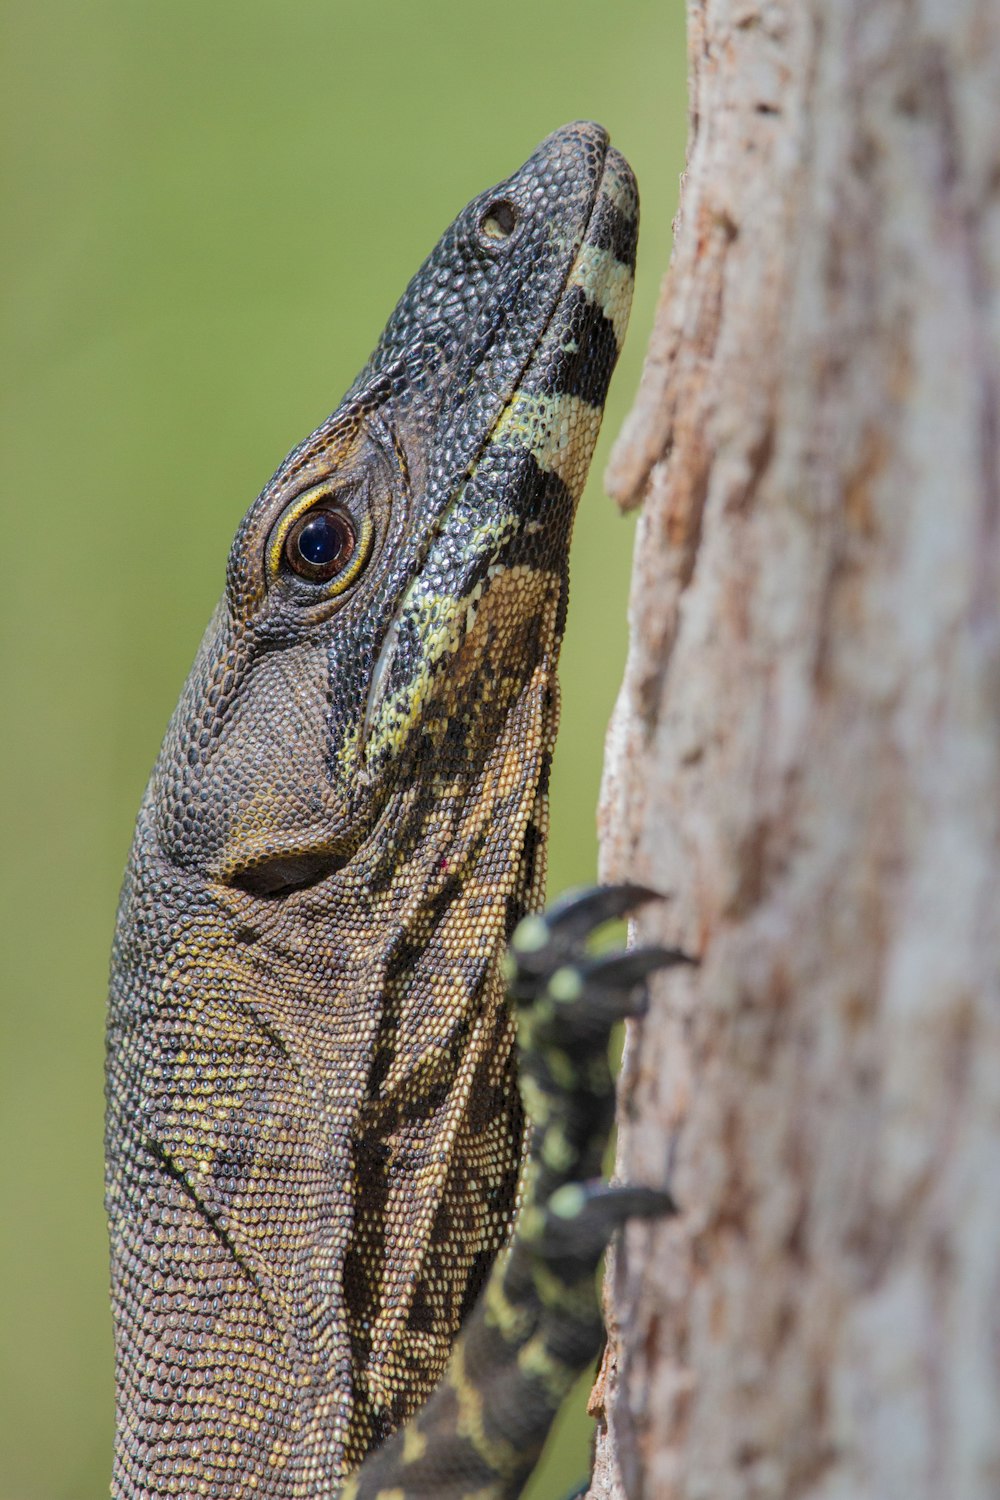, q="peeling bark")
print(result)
[592,3,1000,1498]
